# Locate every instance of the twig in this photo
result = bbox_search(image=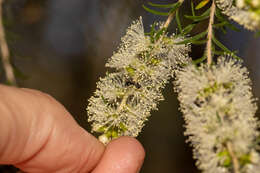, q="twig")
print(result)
[206,1,216,66]
[163,11,176,29]
[226,142,240,173]
[0,0,16,85]
[163,0,184,29]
